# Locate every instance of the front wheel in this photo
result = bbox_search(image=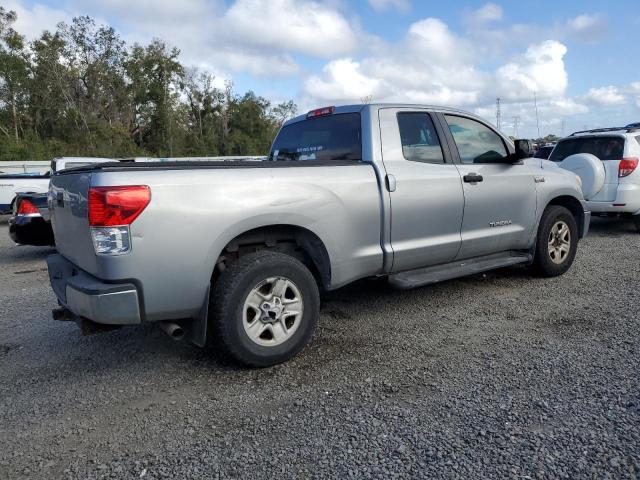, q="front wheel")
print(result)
[210,251,320,367]
[531,205,578,277]
[632,215,640,233]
